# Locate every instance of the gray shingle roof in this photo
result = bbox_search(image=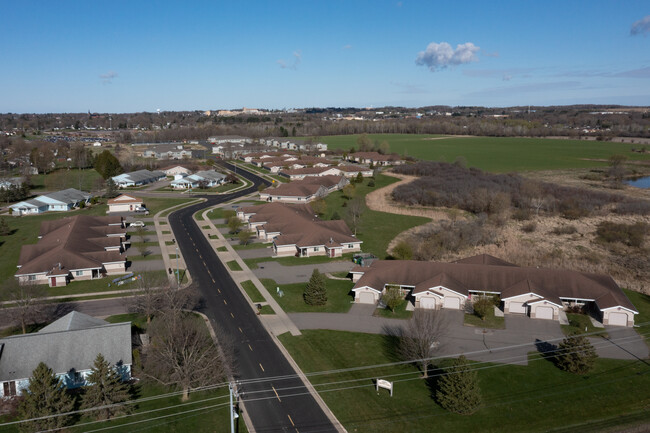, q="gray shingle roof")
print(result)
[0,311,132,382]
